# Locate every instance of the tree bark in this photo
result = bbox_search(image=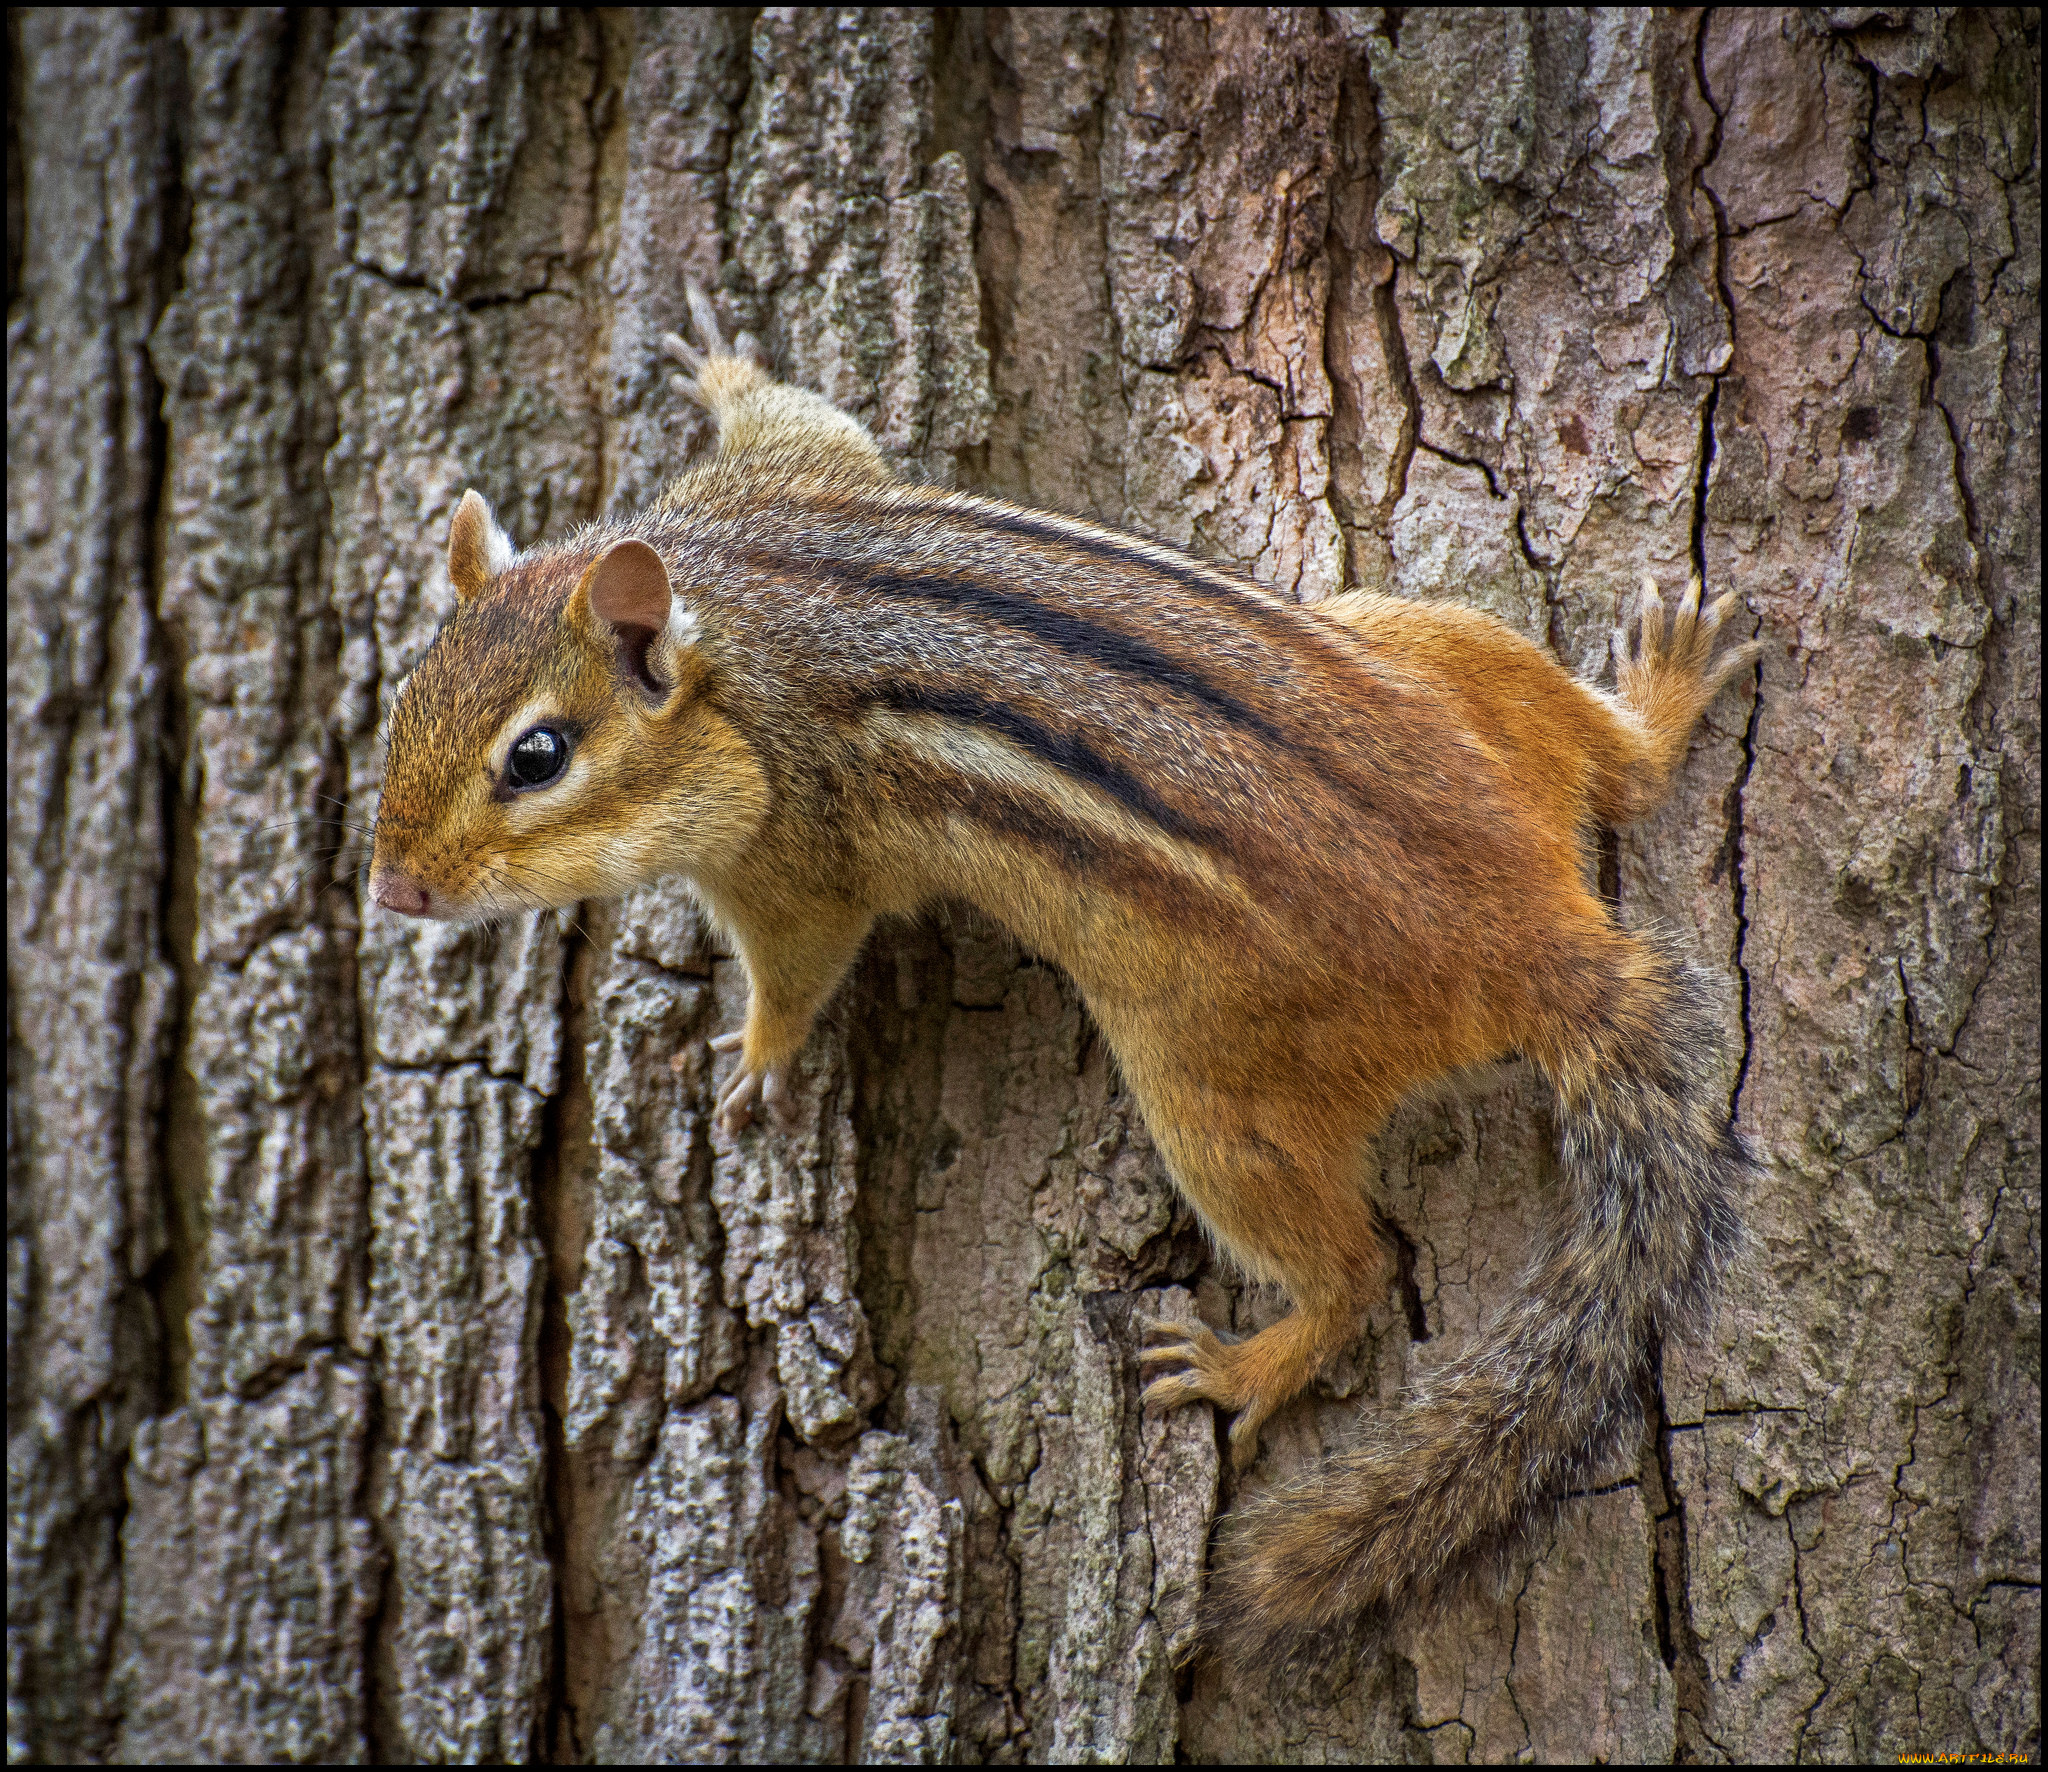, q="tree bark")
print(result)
[7,7,2037,1763]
